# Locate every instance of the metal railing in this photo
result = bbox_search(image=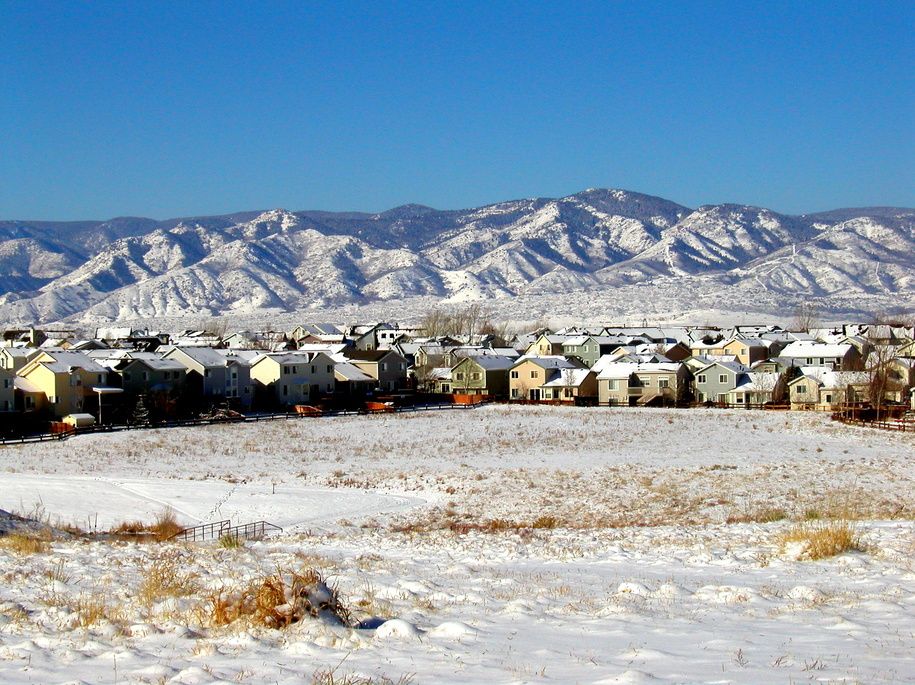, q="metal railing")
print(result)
[167,519,282,543]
